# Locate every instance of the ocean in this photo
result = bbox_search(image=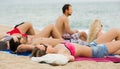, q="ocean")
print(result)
[0,0,120,31]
